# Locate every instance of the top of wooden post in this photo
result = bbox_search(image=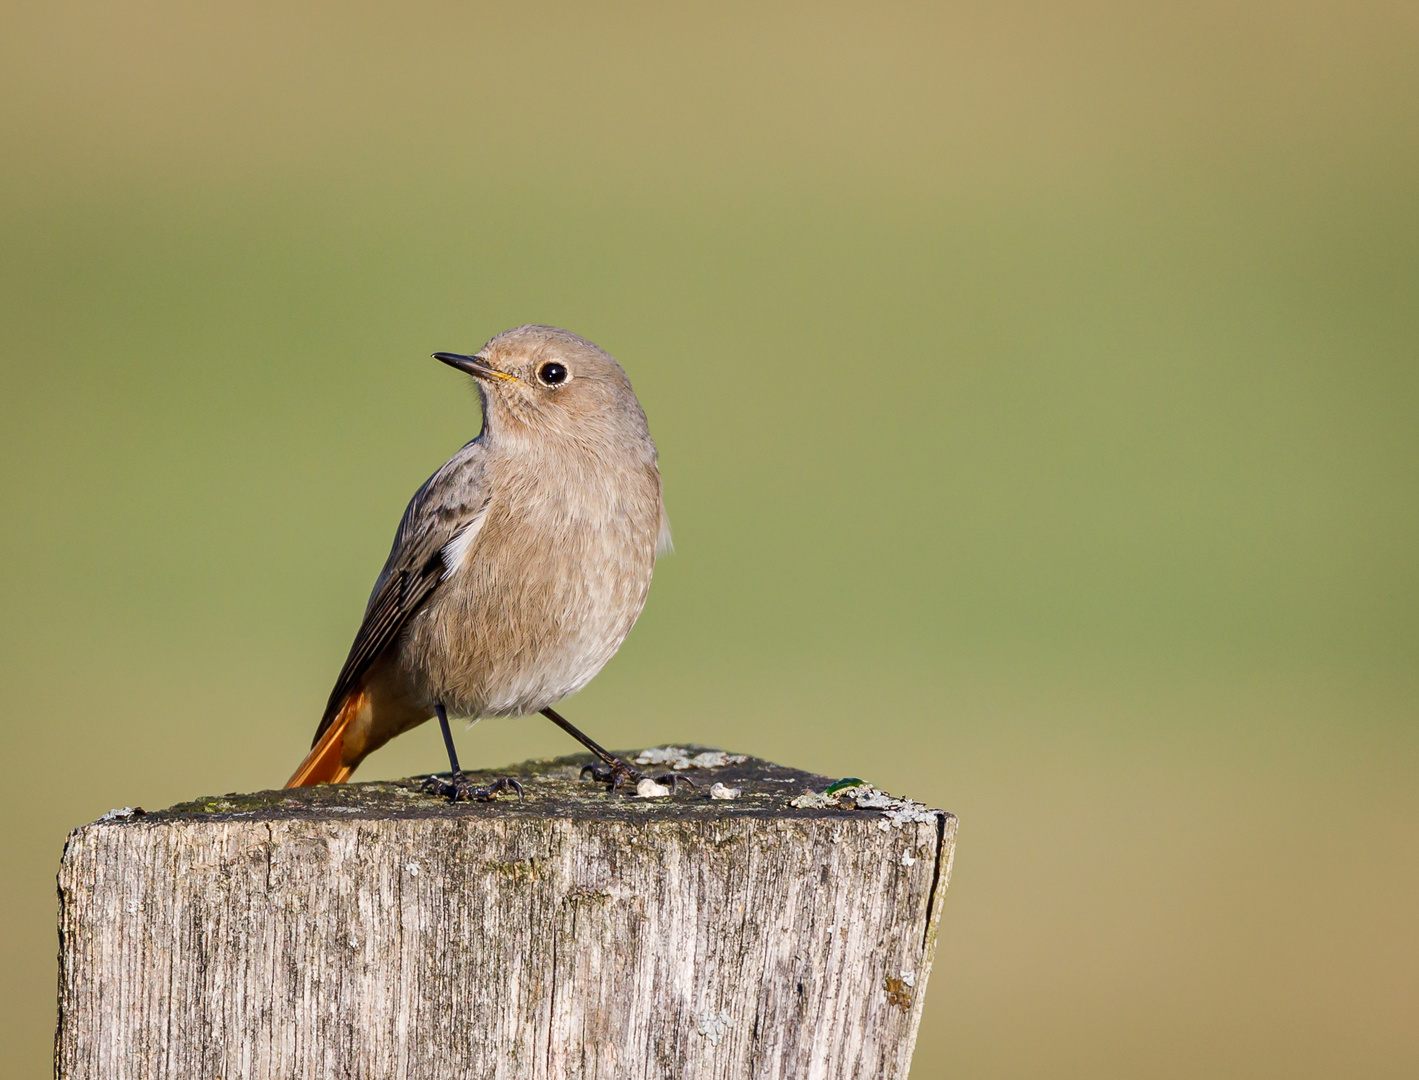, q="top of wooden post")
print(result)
[94,746,953,832]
